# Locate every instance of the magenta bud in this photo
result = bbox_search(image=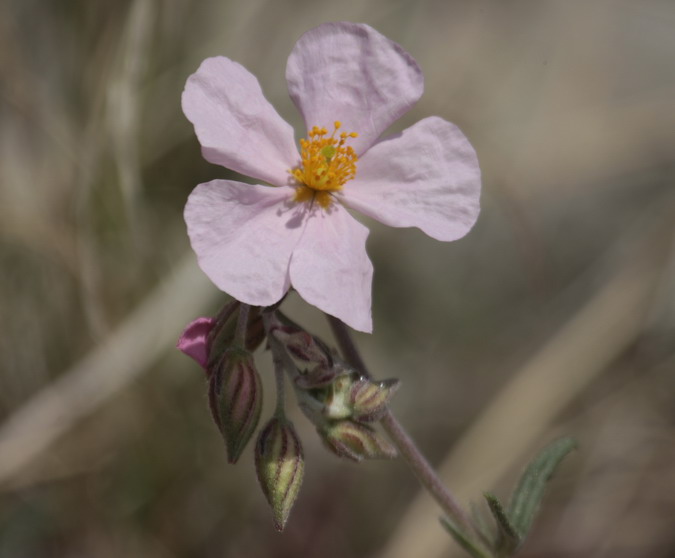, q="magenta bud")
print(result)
[350,378,400,422]
[255,417,304,531]
[177,317,216,369]
[209,348,262,463]
[321,420,397,462]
